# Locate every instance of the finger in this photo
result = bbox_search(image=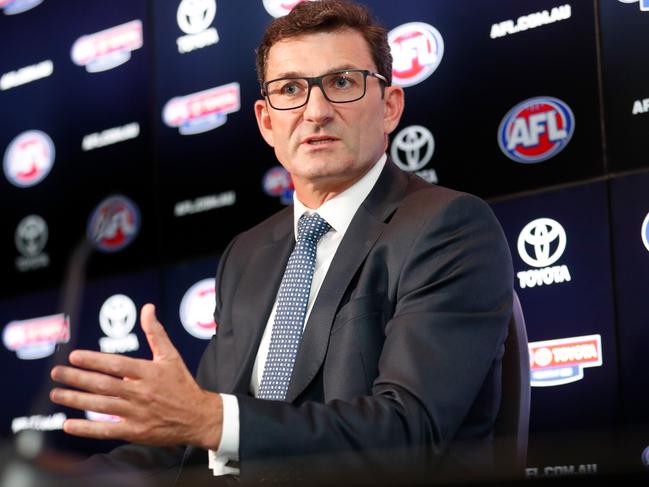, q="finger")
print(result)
[63,418,129,441]
[51,365,136,398]
[50,388,130,417]
[68,350,149,379]
[140,303,177,360]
